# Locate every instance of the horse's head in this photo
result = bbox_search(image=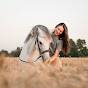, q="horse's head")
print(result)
[30,25,51,62]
